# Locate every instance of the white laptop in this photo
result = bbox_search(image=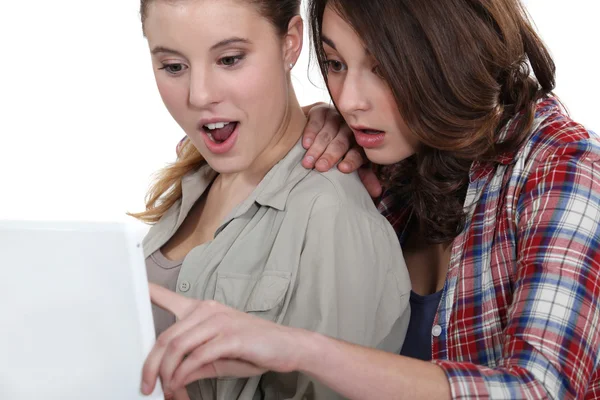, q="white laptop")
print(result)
[0,220,163,400]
